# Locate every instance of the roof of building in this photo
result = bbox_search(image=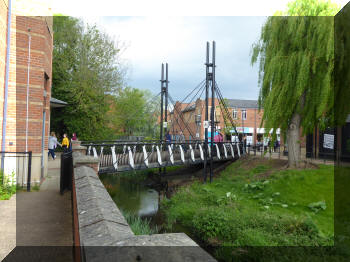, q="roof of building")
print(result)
[182,103,196,113]
[50,97,68,108]
[226,99,259,109]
